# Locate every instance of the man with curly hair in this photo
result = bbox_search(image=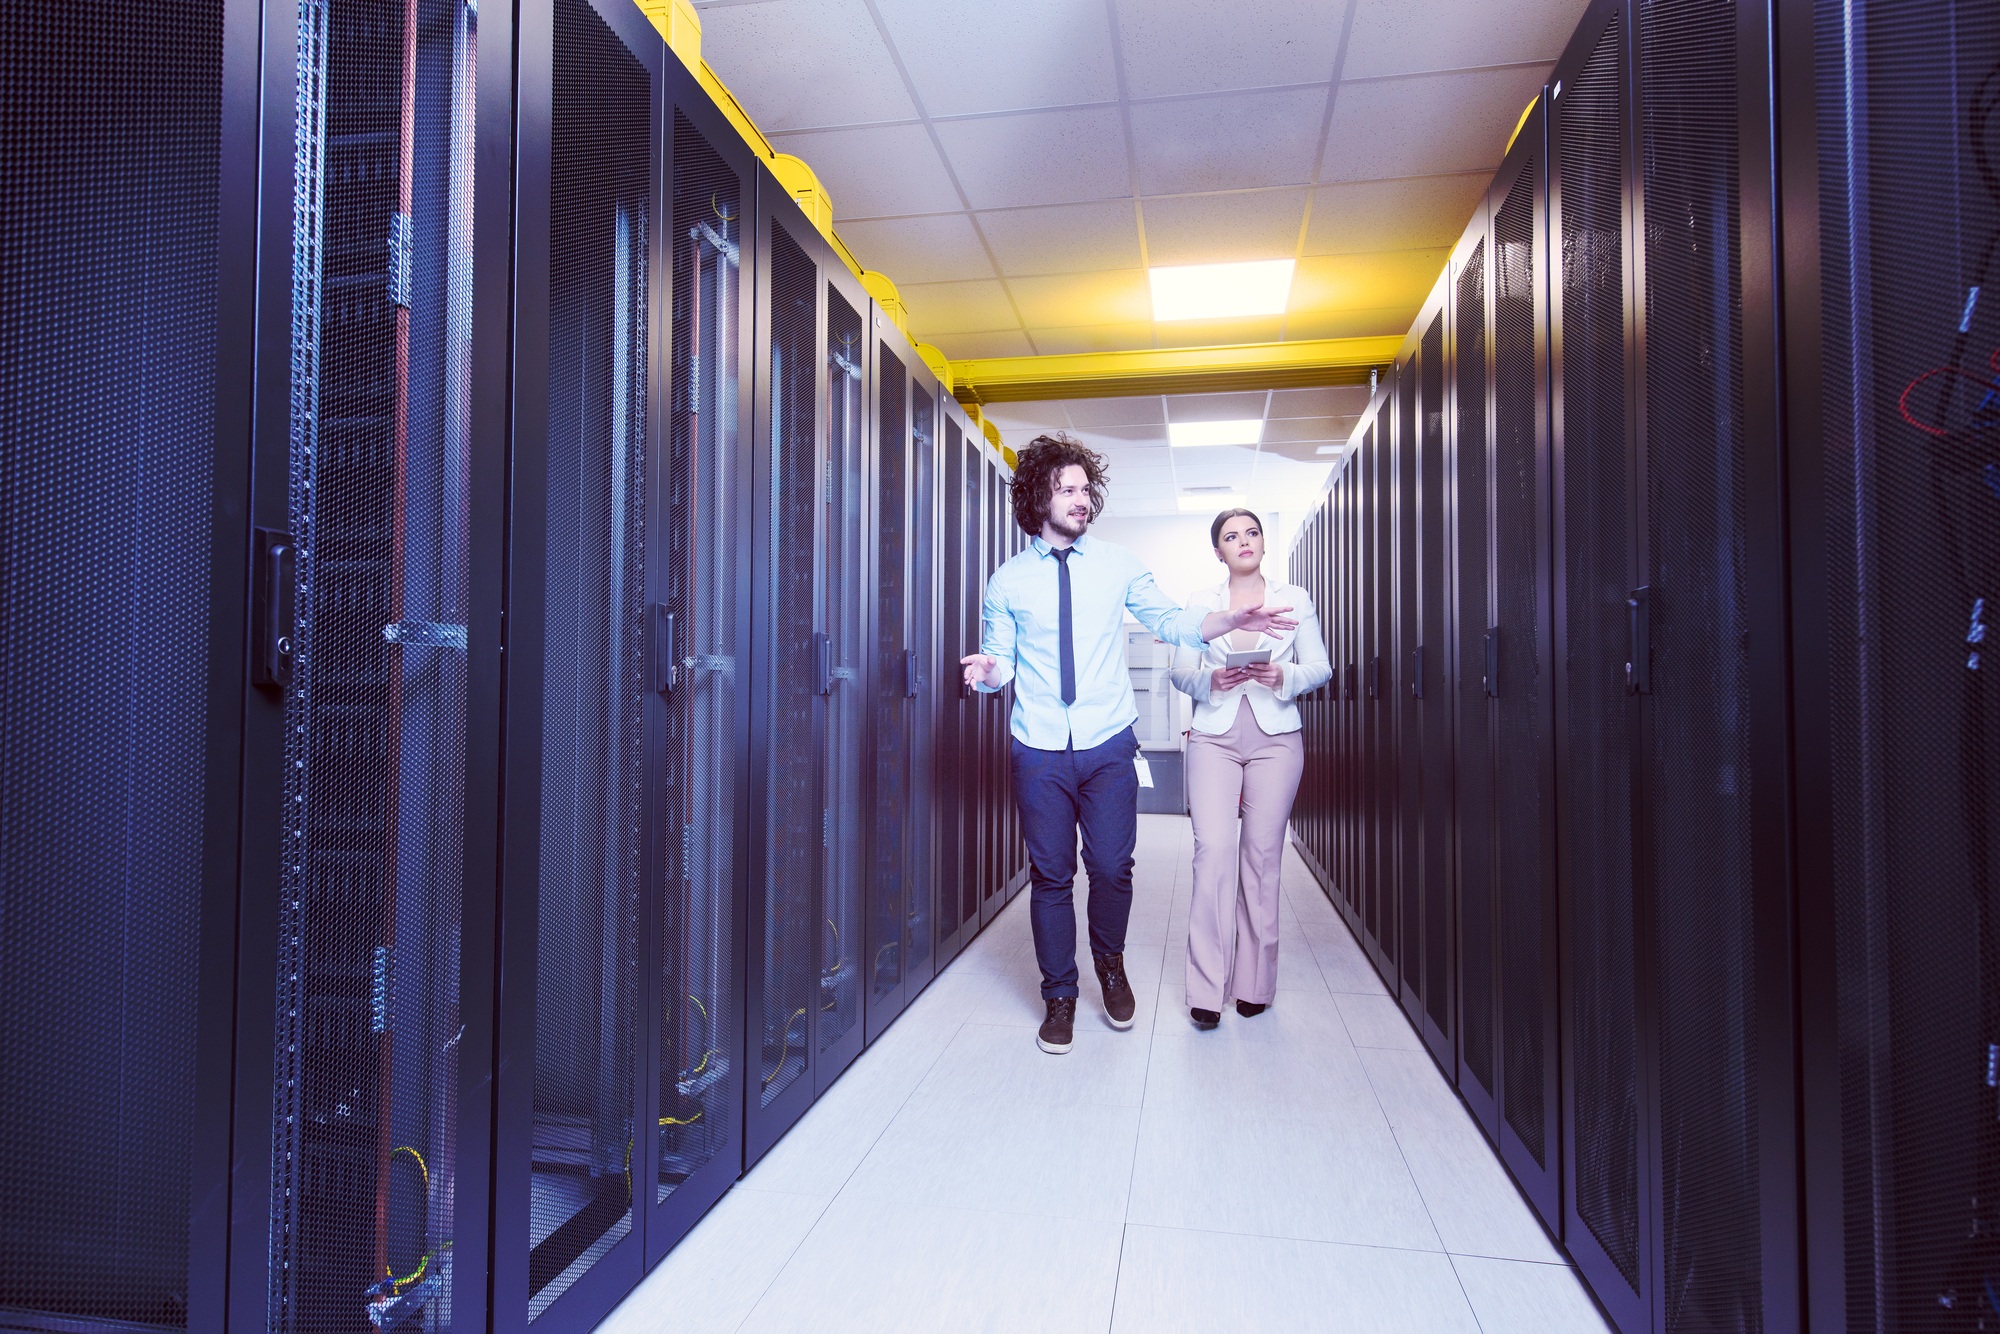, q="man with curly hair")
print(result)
[961,433,1297,1055]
